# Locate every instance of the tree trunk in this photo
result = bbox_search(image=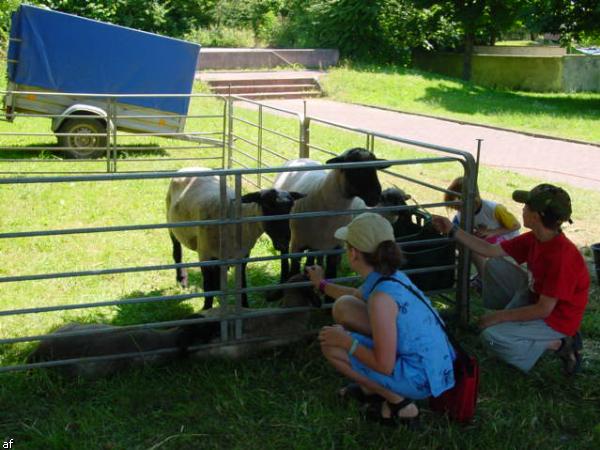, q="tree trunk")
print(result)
[462,31,475,81]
